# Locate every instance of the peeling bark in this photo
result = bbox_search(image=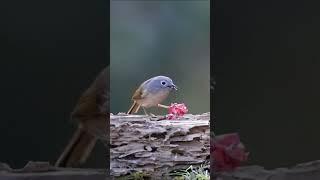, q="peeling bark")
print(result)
[110,113,210,177]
